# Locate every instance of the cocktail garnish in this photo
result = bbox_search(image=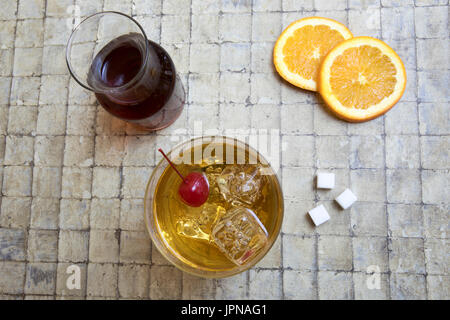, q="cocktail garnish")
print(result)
[158,148,209,207]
